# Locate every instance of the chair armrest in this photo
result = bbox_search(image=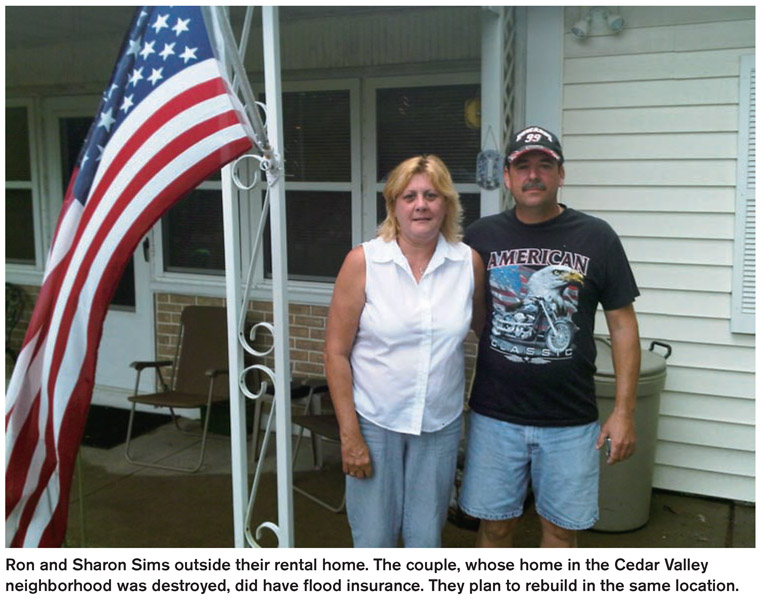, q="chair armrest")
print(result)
[130,360,173,371]
[302,377,329,393]
[205,367,229,378]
